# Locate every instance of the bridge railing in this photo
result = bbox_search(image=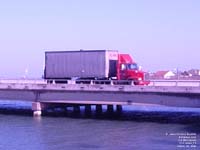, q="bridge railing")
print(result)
[50,79,200,87]
[0,79,200,87]
[0,79,47,84]
[149,80,200,87]
[53,79,200,87]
